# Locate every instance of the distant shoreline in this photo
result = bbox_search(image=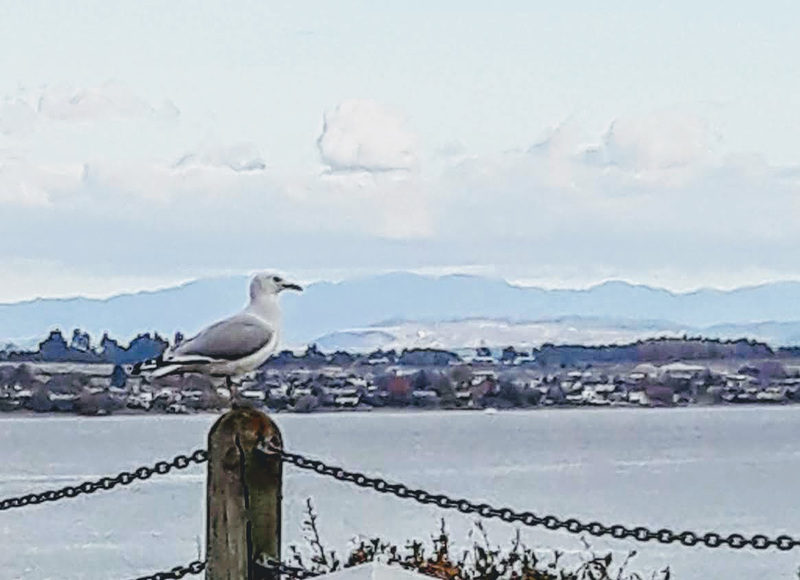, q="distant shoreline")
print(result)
[2,403,797,421]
